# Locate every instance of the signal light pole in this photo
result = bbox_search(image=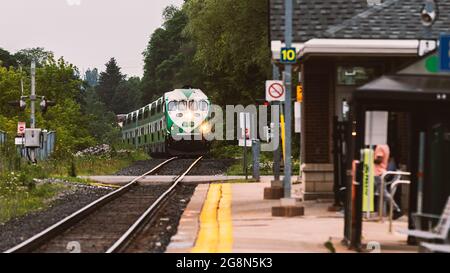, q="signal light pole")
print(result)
[8,60,55,163]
